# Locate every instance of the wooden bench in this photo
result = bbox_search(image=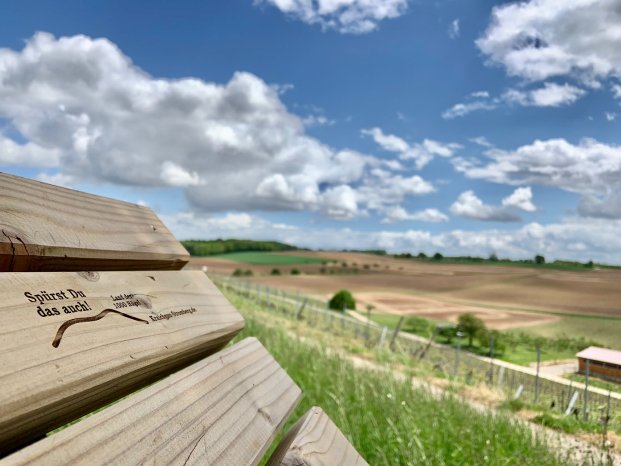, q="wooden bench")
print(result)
[0,173,367,466]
